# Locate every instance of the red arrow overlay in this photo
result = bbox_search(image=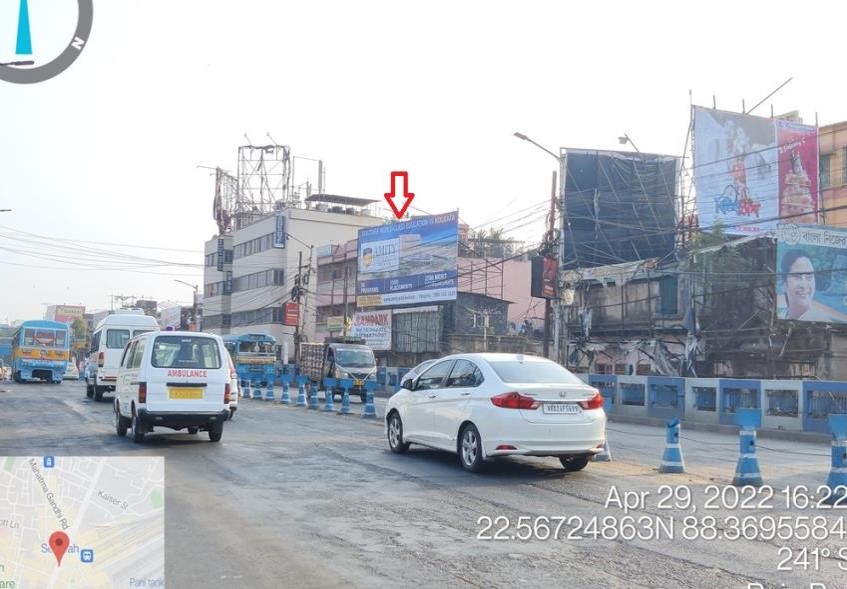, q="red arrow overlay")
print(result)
[384,171,415,219]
